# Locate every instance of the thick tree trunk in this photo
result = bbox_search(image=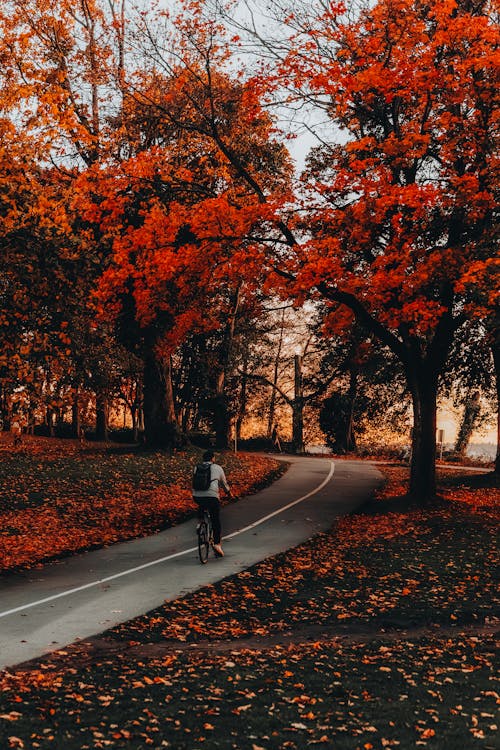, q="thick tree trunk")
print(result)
[71,394,81,439]
[292,354,305,453]
[214,394,230,450]
[95,390,108,441]
[492,341,500,474]
[408,373,438,502]
[143,352,179,449]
